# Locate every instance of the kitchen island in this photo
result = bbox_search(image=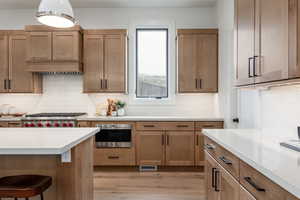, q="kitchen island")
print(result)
[0,128,99,200]
[203,129,300,200]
